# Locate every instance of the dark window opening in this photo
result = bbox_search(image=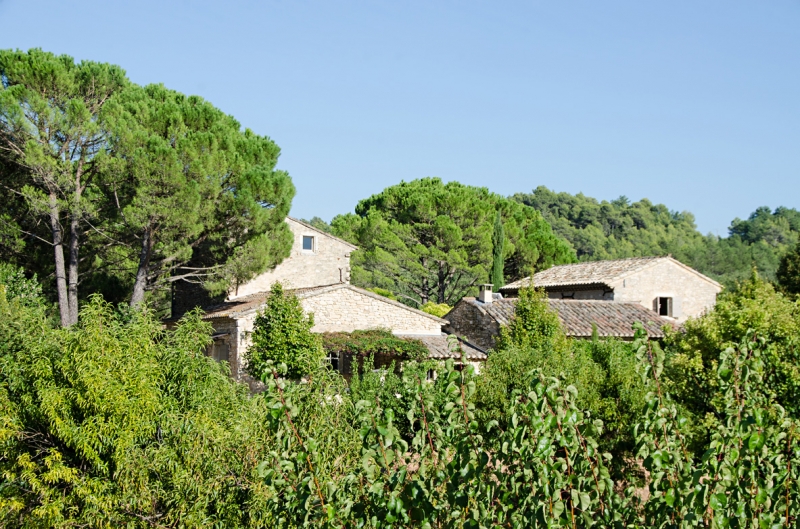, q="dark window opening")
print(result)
[302,235,314,251]
[326,351,339,371]
[658,297,672,317]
